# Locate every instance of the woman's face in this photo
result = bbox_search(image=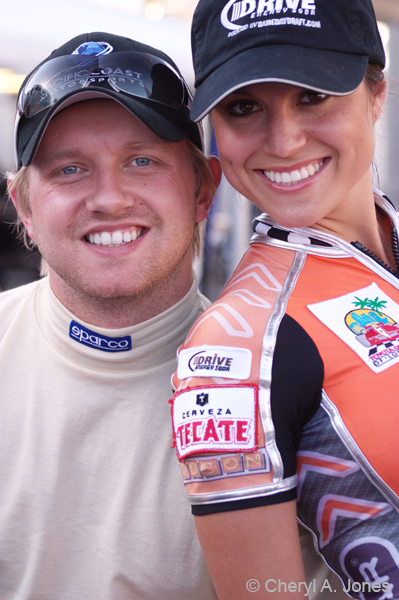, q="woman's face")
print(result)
[212,80,385,236]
